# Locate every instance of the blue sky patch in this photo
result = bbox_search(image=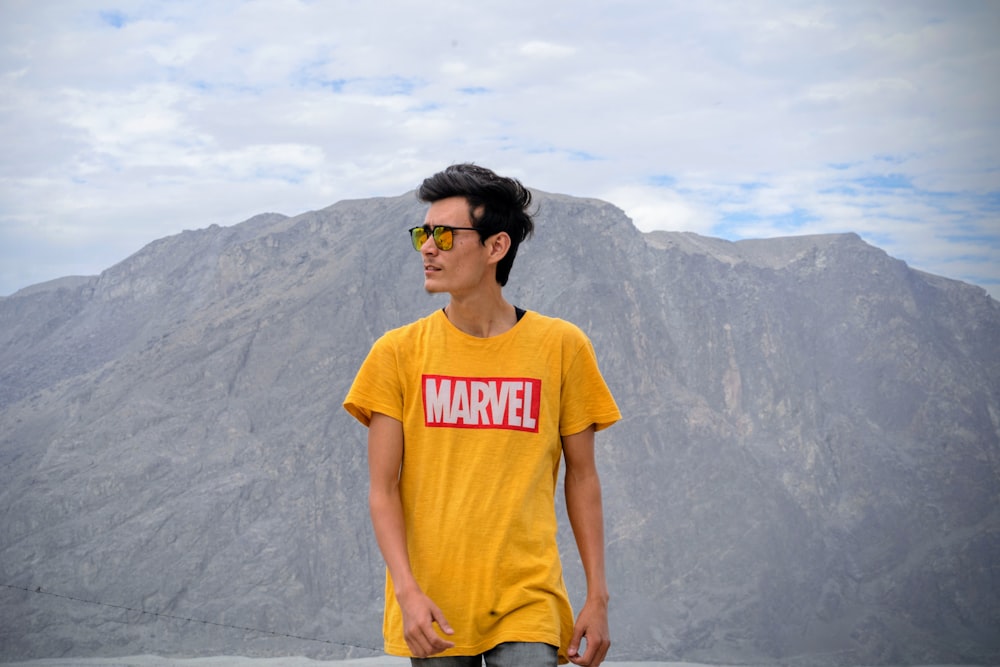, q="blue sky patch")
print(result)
[648,174,677,187]
[717,207,821,237]
[99,9,127,28]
